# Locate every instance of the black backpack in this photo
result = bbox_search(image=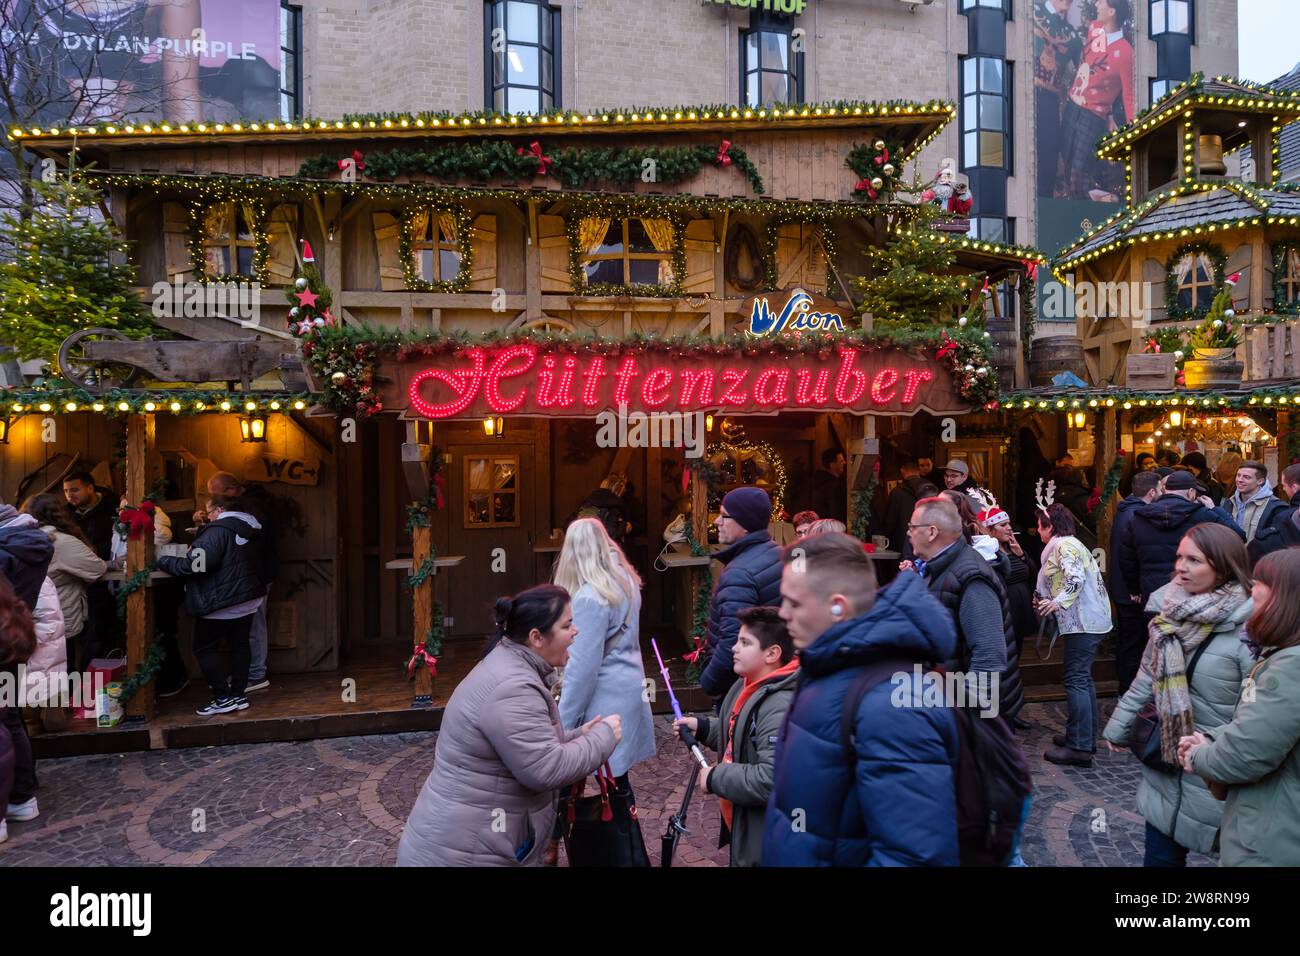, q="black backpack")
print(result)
[839,658,1033,866]
[1246,506,1300,567]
